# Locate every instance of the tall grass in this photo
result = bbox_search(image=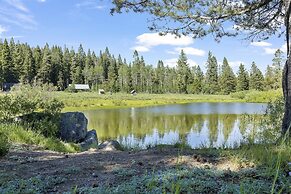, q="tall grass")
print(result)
[0,123,79,153]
